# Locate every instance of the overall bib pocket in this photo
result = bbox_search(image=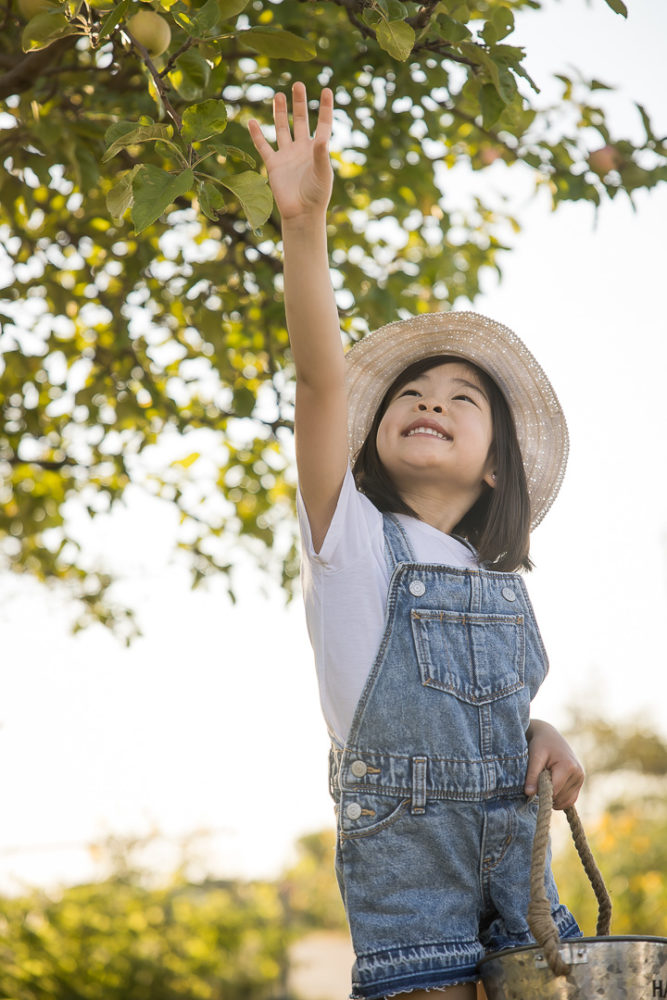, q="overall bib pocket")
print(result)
[410,609,525,704]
